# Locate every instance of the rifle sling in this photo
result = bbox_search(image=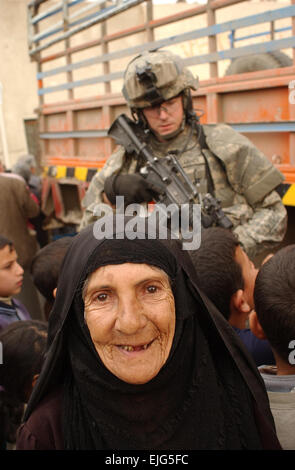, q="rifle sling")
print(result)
[196,123,216,197]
